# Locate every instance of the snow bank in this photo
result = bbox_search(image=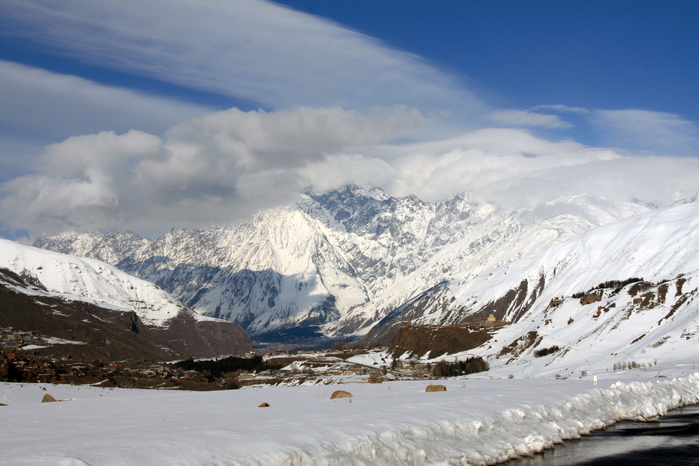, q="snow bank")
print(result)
[1,373,698,465]
[241,374,699,465]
